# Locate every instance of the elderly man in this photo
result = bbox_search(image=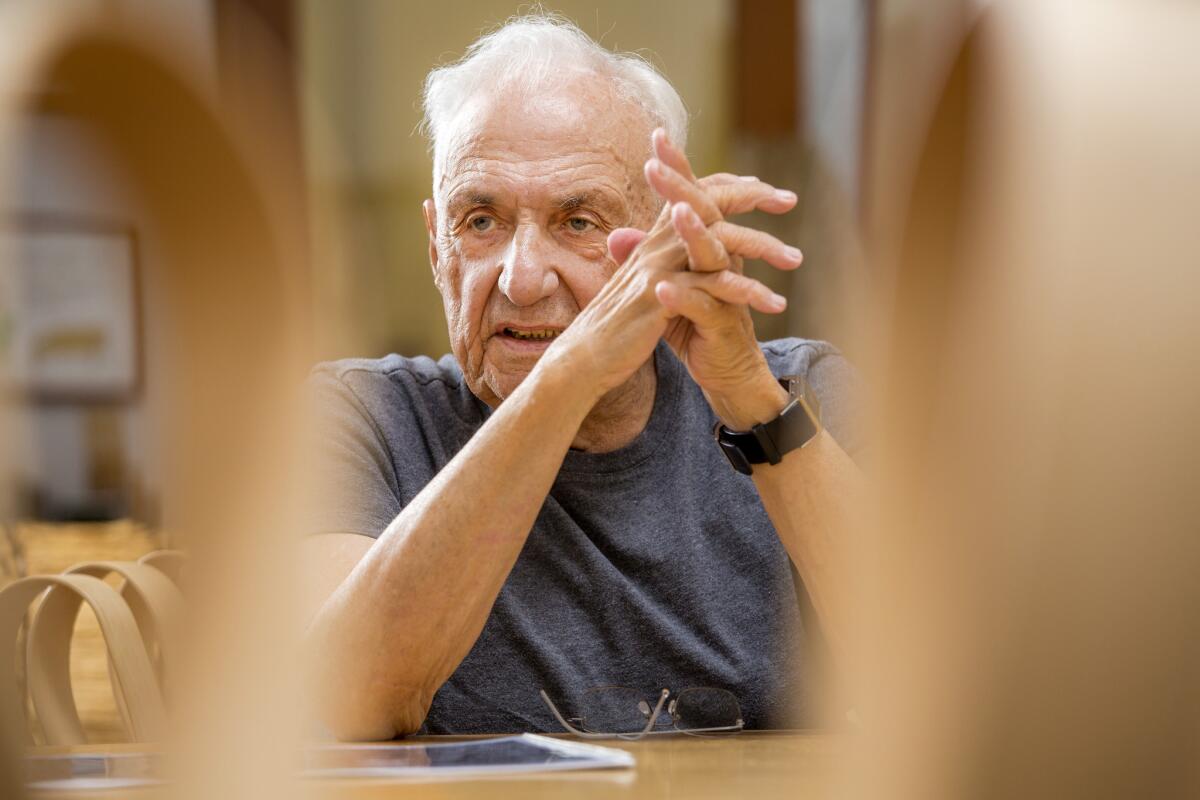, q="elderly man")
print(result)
[304,16,860,740]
